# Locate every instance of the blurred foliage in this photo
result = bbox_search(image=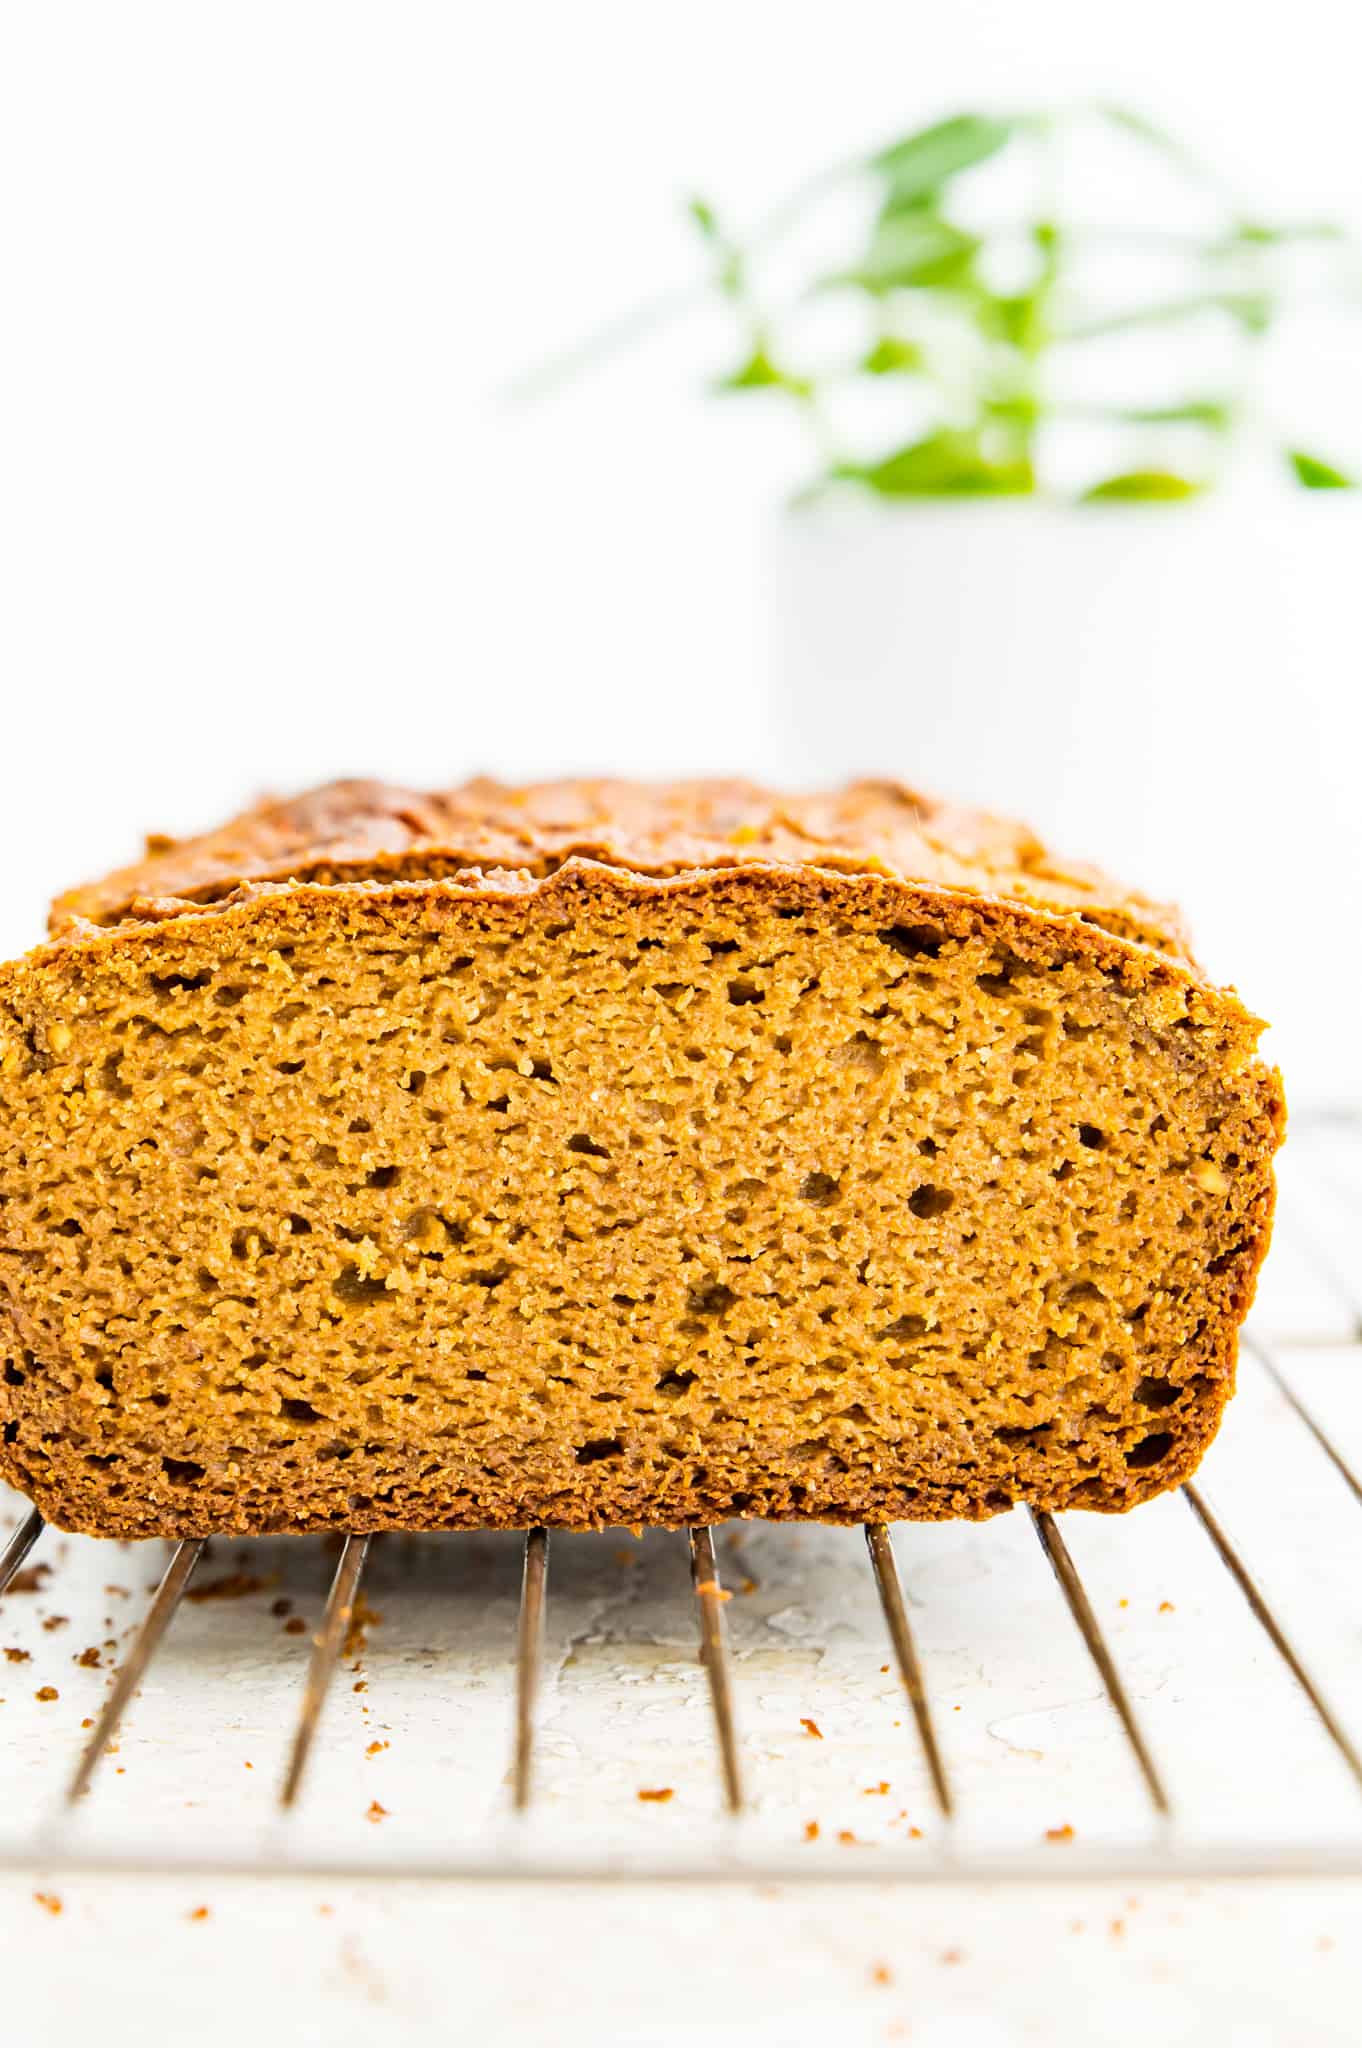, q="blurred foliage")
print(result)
[535,106,1362,503]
